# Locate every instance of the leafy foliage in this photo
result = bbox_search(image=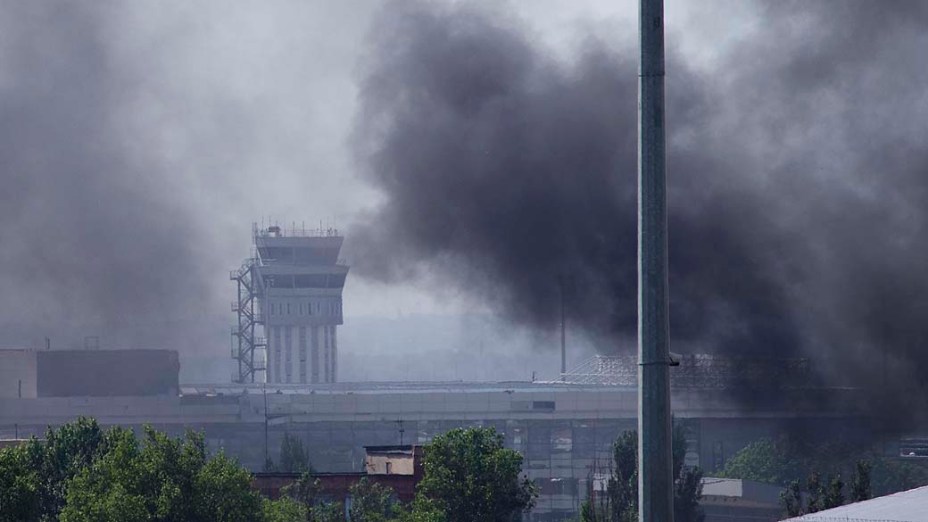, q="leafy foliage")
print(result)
[719,435,928,516]
[869,456,928,495]
[0,417,108,521]
[59,426,264,522]
[780,480,803,518]
[780,469,854,517]
[415,427,536,522]
[395,497,447,522]
[805,471,824,513]
[720,436,928,497]
[280,472,404,522]
[582,425,704,522]
[824,474,845,510]
[850,460,871,502]
[263,496,307,522]
[718,438,800,486]
[277,433,312,474]
[0,441,41,522]
[604,431,637,522]
[349,477,398,522]
[0,418,267,522]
